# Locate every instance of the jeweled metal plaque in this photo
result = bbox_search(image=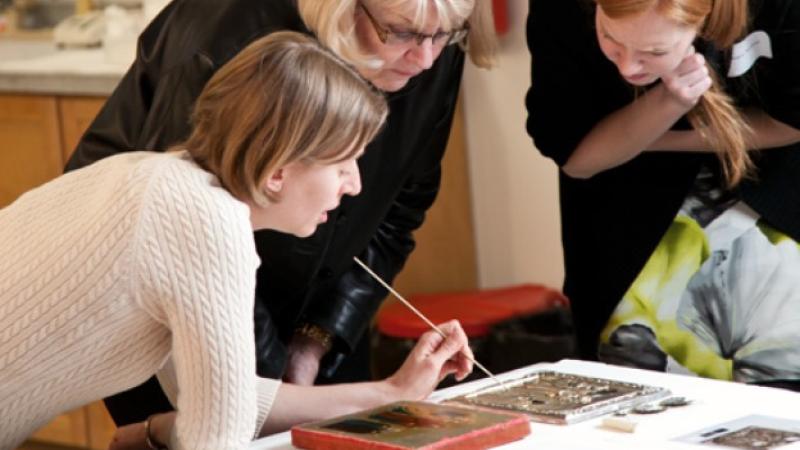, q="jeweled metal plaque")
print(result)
[448,371,670,425]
